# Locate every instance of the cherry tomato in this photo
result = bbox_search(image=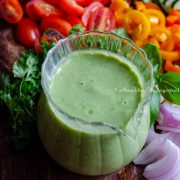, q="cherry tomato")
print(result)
[62,14,82,26]
[88,7,115,32]
[96,0,110,5]
[81,1,104,27]
[40,18,72,36]
[34,38,42,53]
[16,18,41,47]
[75,0,93,7]
[32,0,62,19]
[59,0,84,16]
[25,1,41,21]
[0,0,23,24]
[45,0,59,5]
